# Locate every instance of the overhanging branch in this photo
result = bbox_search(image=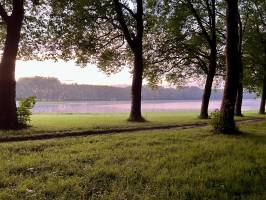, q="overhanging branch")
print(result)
[0,4,8,23]
[186,0,212,45]
[119,3,137,20]
[113,0,135,50]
